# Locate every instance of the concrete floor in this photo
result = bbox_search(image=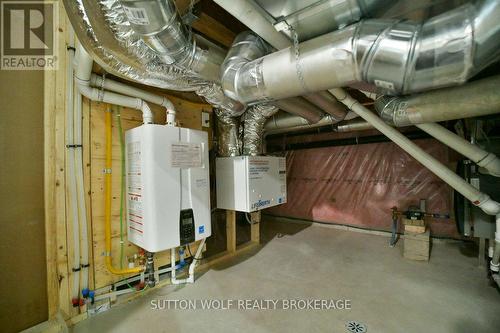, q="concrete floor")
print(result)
[73,220,500,333]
